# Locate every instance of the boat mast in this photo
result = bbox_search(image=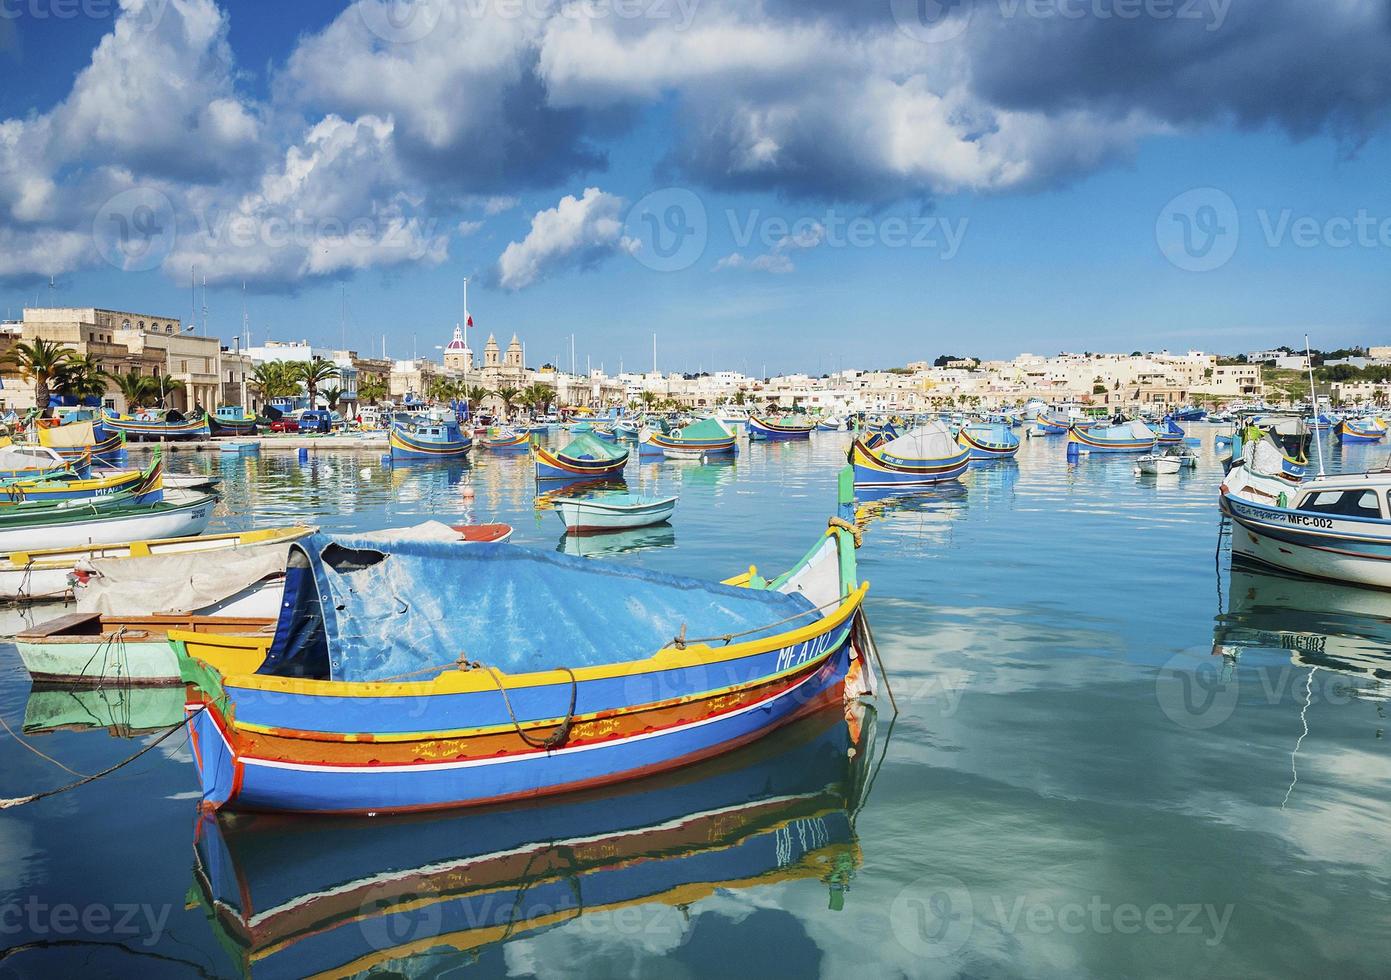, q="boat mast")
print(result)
[1306,334,1325,476]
